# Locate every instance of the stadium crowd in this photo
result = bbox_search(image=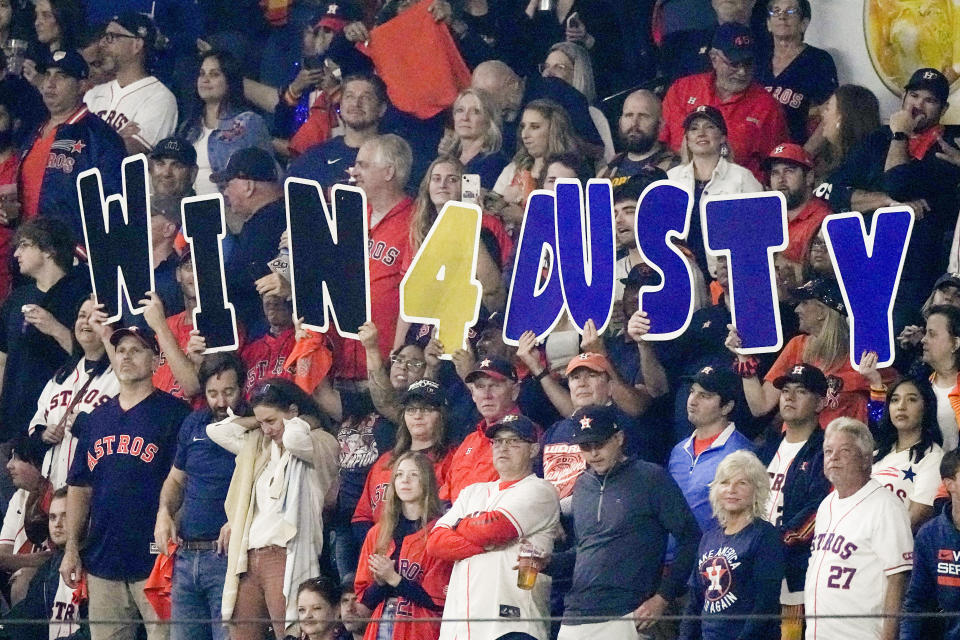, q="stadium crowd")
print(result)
[0,0,959,639]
